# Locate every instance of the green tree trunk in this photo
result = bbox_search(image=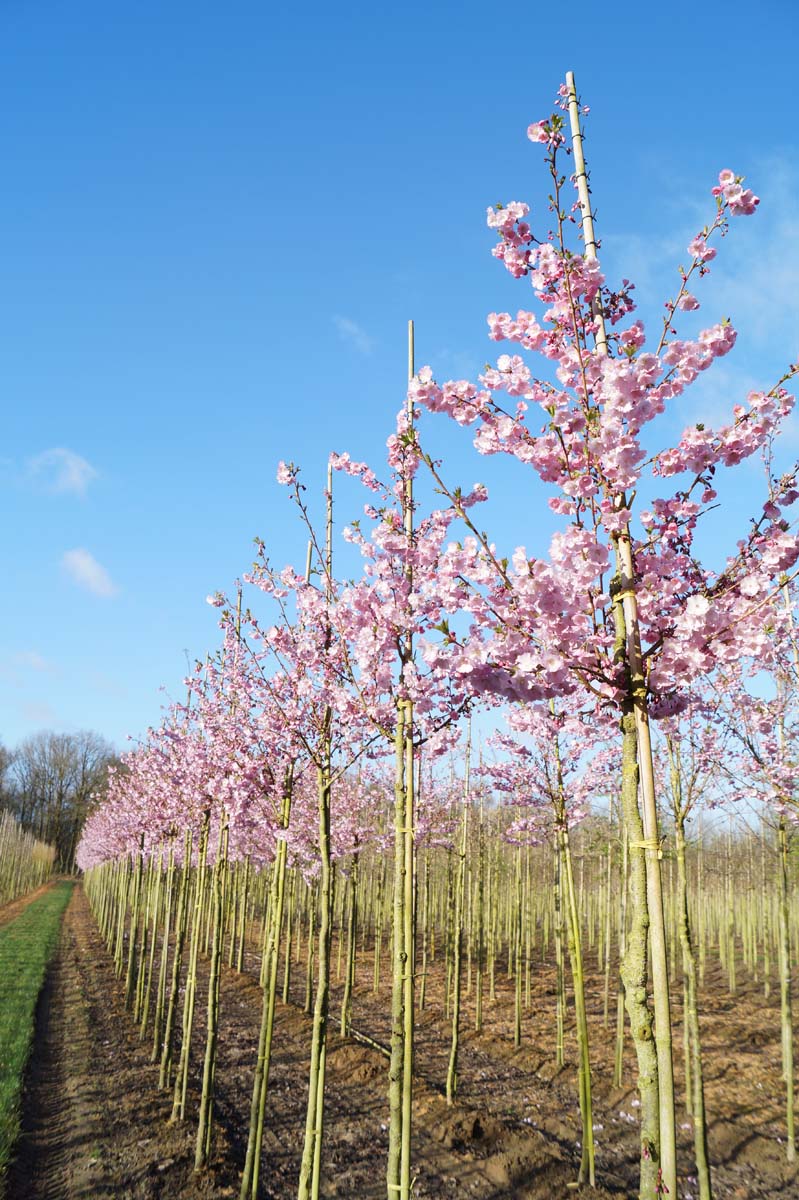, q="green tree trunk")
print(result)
[675,816,712,1199]
[297,766,333,1200]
